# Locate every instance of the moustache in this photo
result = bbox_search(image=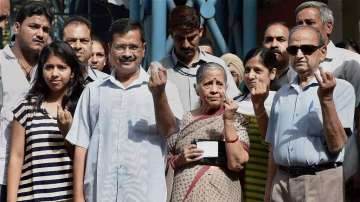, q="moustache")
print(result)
[270,49,281,54]
[180,47,193,52]
[32,38,45,44]
[119,56,137,63]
